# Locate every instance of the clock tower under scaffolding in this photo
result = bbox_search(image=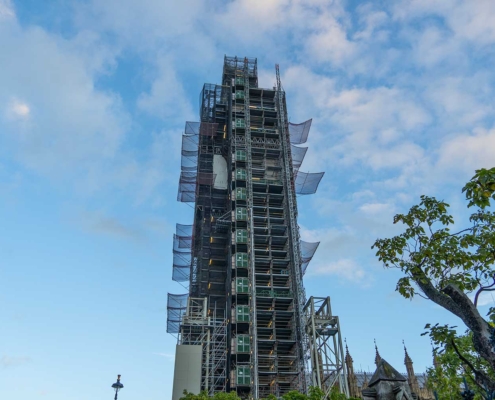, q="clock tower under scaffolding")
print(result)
[168,56,347,400]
